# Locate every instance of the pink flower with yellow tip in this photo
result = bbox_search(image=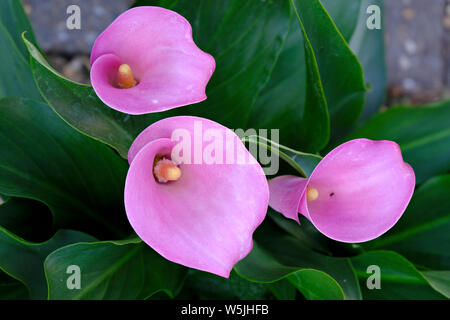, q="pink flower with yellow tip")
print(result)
[124,116,269,277]
[269,139,415,243]
[90,6,215,114]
